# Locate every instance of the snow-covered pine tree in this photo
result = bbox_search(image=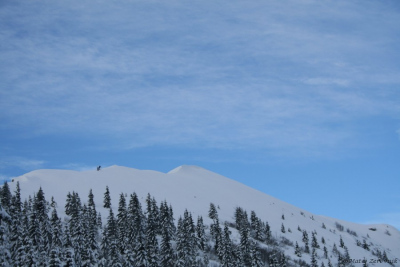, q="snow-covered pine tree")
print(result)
[159,200,175,266]
[295,241,302,257]
[339,235,344,248]
[312,231,320,249]
[209,203,218,221]
[10,182,23,264]
[265,221,272,243]
[176,210,197,266]
[0,182,12,211]
[280,252,287,267]
[86,189,99,264]
[48,247,61,267]
[0,216,12,266]
[362,239,369,251]
[127,192,145,245]
[220,222,234,266]
[235,206,245,230]
[145,197,160,267]
[103,186,111,209]
[302,230,310,253]
[311,248,318,267]
[196,215,206,251]
[250,241,263,267]
[239,219,252,267]
[332,243,339,256]
[117,192,128,255]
